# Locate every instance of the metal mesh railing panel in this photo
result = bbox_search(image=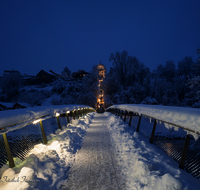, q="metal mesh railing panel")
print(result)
[155,136,200,179]
[116,110,200,180]
[6,123,43,161]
